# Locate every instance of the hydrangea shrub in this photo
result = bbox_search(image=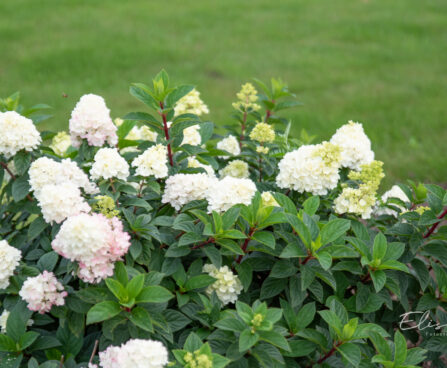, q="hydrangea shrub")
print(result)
[0,72,446,367]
